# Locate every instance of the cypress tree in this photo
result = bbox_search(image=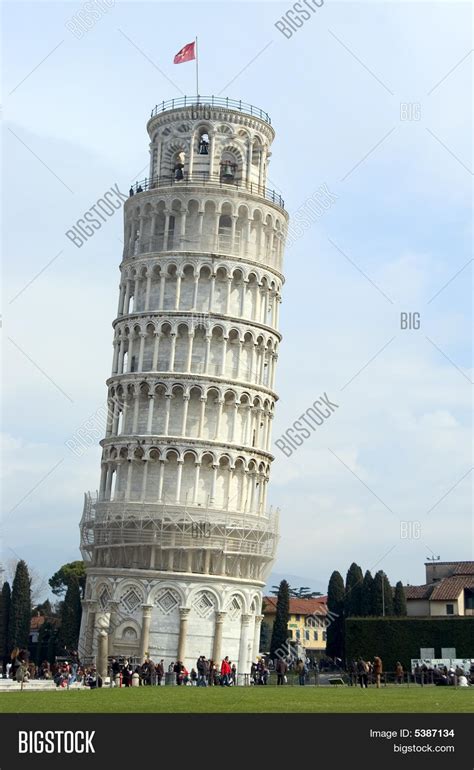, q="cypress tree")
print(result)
[0,582,12,661]
[326,570,345,660]
[345,562,364,617]
[360,570,374,616]
[270,579,290,659]
[372,570,394,616]
[383,574,394,615]
[259,621,271,653]
[393,581,407,616]
[371,571,384,616]
[8,561,31,651]
[59,582,82,651]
